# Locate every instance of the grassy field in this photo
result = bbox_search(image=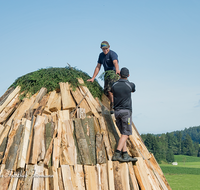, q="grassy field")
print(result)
[160,155,200,190]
